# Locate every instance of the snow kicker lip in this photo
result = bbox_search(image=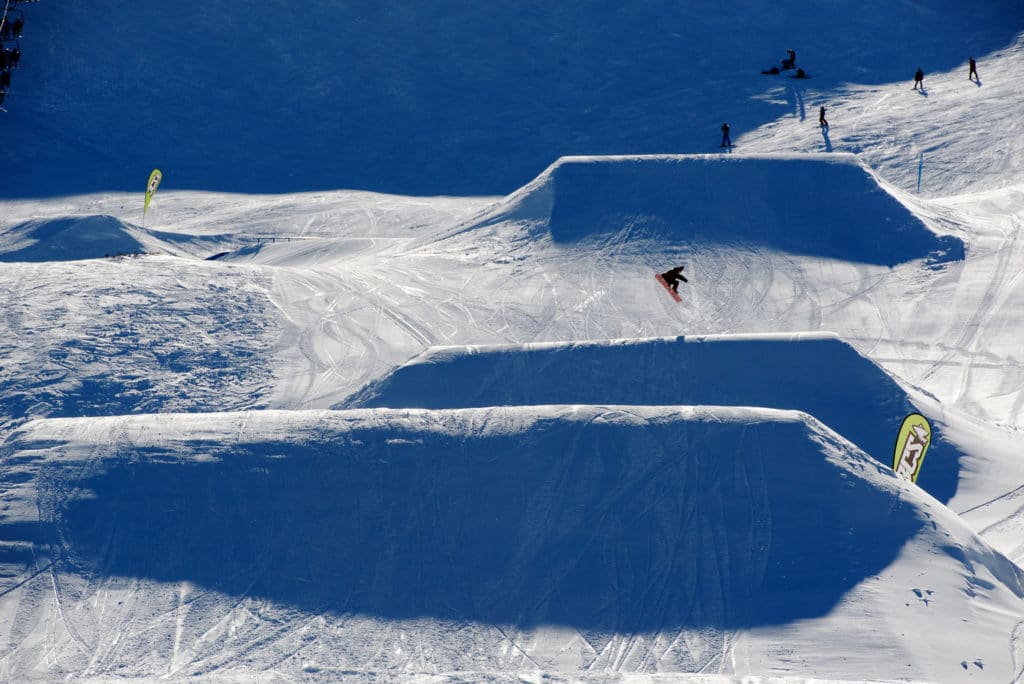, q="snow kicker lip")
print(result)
[481,153,964,267]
